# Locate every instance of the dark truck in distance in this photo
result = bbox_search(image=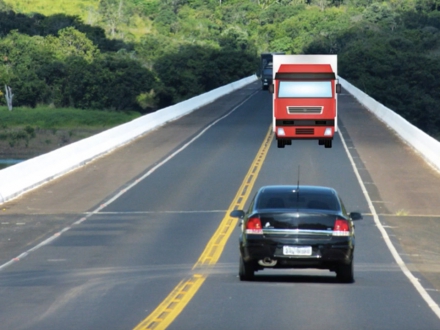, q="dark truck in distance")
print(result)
[230,185,363,283]
[259,52,284,90]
